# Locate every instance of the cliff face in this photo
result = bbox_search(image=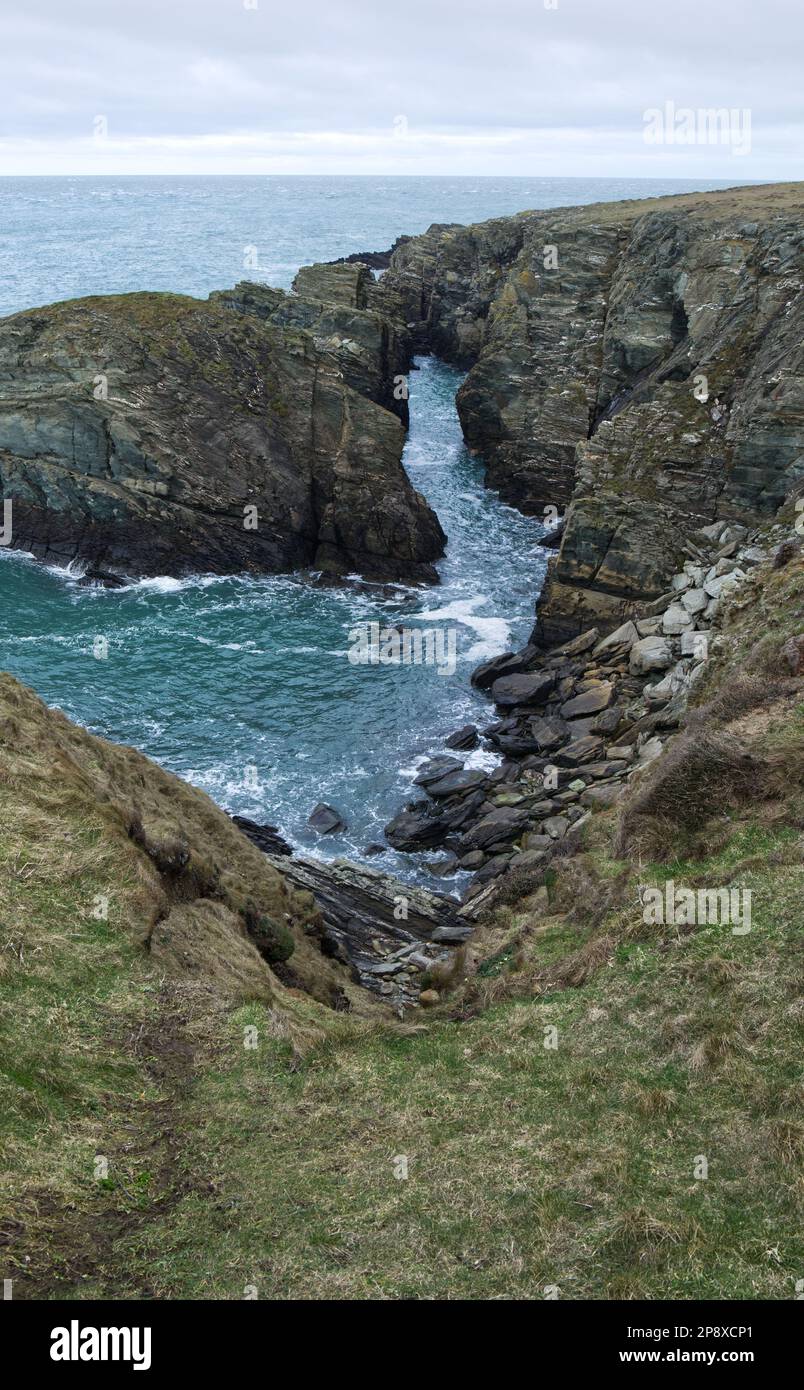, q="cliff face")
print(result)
[377,184,804,641]
[0,671,366,1011]
[213,261,412,425]
[0,287,443,583]
[2,185,800,606]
